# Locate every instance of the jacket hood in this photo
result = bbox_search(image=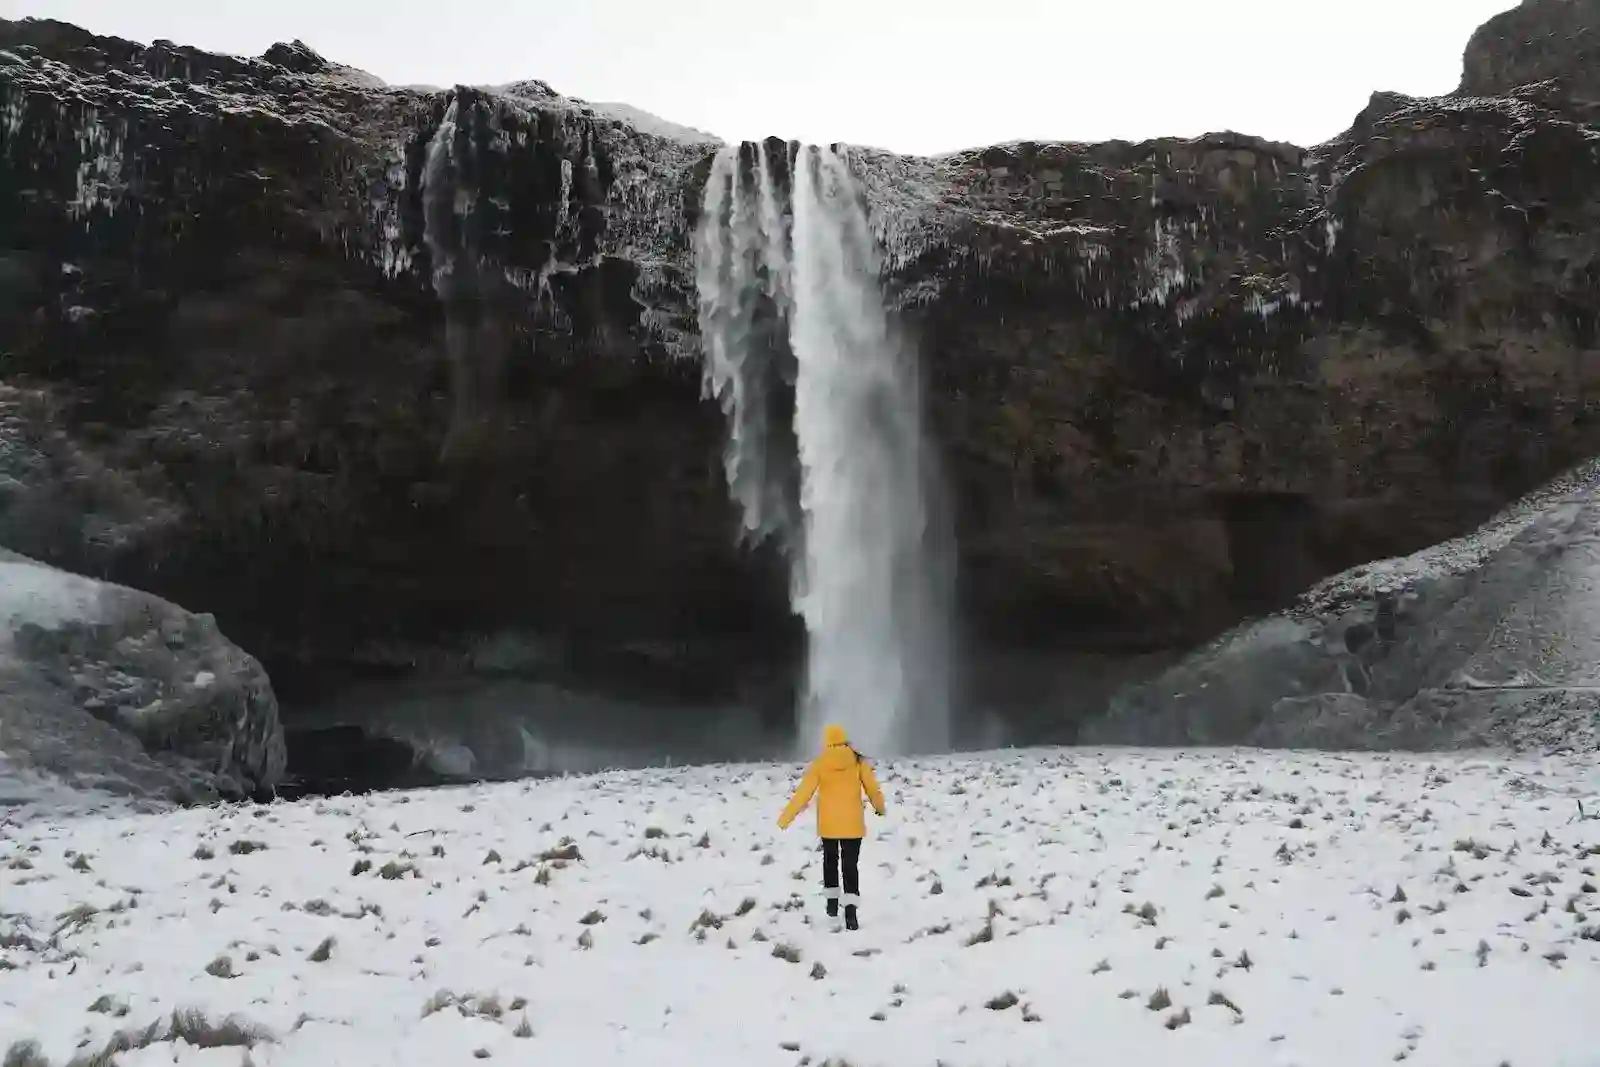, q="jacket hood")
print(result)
[822,724,849,748]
